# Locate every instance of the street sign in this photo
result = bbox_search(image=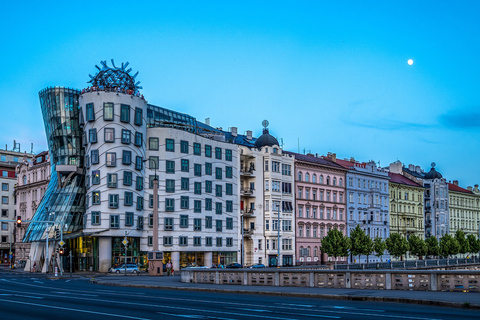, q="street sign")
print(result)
[59,240,65,247]
[122,239,129,246]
